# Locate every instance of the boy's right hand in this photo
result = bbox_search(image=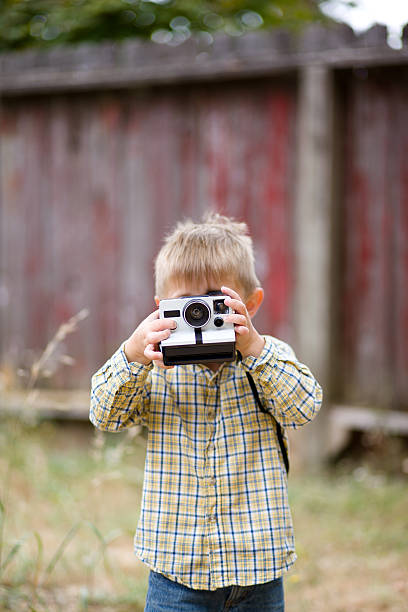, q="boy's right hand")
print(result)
[123,310,176,369]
